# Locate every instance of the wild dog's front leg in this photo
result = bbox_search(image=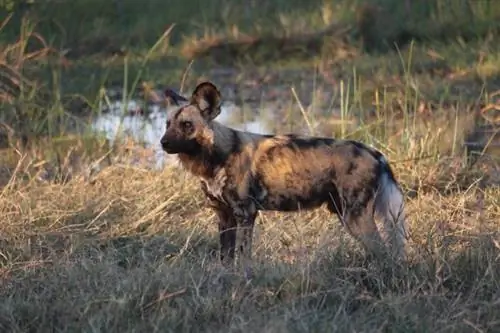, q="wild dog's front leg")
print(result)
[214,207,237,267]
[200,180,237,268]
[233,203,257,280]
